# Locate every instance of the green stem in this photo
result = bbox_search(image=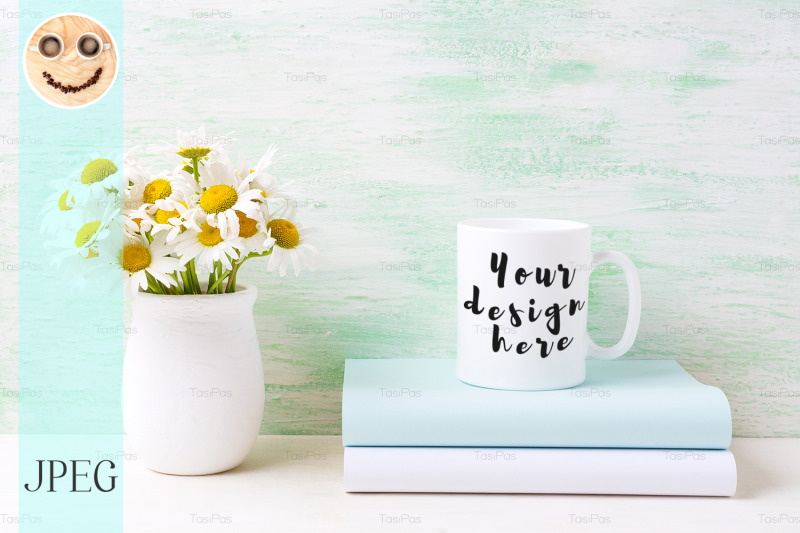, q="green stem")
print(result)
[179,269,191,294]
[208,270,230,294]
[145,272,164,294]
[170,273,185,295]
[208,270,216,295]
[225,263,238,293]
[187,260,201,294]
[226,256,249,293]
[192,157,200,183]
[216,263,224,293]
